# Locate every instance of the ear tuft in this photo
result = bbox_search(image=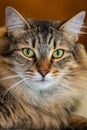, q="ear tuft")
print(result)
[5,6,30,31]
